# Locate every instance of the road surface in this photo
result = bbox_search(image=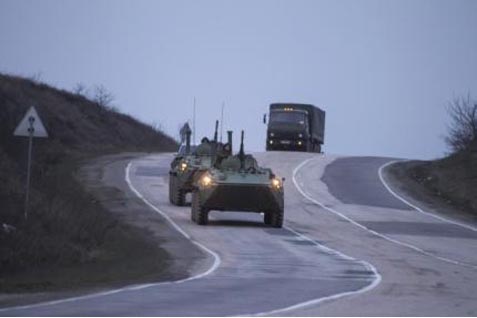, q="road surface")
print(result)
[1,152,476,316]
